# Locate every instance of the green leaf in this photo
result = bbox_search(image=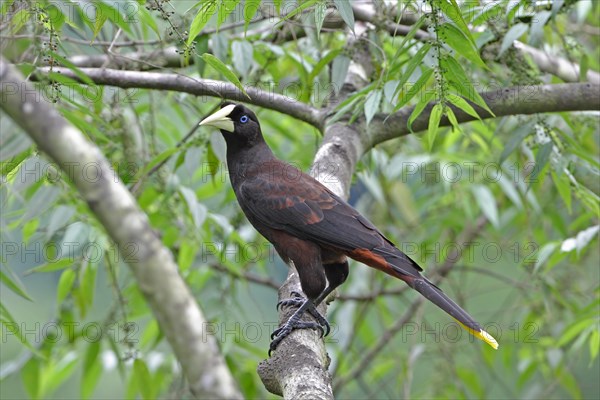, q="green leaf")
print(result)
[232,40,254,77]
[331,55,350,95]
[589,329,599,362]
[43,352,79,395]
[217,0,240,27]
[179,186,208,227]
[47,51,97,86]
[202,53,249,98]
[278,0,320,24]
[394,67,434,111]
[407,90,436,131]
[558,317,596,347]
[442,55,494,116]
[456,367,484,398]
[243,0,261,34]
[439,0,474,46]
[500,23,529,56]
[333,0,355,32]
[446,93,480,120]
[393,43,432,99]
[134,147,180,181]
[556,366,582,400]
[0,267,33,301]
[529,10,551,46]
[439,23,487,68]
[133,359,154,400]
[137,6,161,37]
[24,258,72,275]
[314,1,326,39]
[308,48,342,84]
[187,1,217,47]
[497,174,523,209]
[9,8,30,34]
[364,89,382,125]
[499,121,533,163]
[471,184,499,227]
[56,269,76,304]
[533,242,559,273]
[426,103,444,150]
[94,1,134,35]
[551,170,572,213]
[529,141,553,186]
[22,218,39,244]
[0,303,41,355]
[22,356,41,399]
[389,15,426,71]
[79,261,97,308]
[177,240,197,272]
[81,341,102,399]
[445,107,461,132]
